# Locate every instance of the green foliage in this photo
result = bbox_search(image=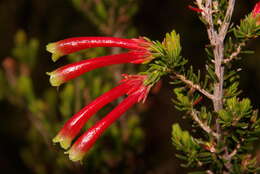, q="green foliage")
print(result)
[199,107,213,126]
[167,2,260,174]
[173,88,192,111]
[172,124,200,154]
[12,30,39,68]
[71,0,138,36]
[218,97,252,126]
[216,98,260,173]
[171,124,216,168]
[143,60,169,86]
[143,31,187,86]
[234,14,260,40]
[60,83,75,117]
[149,31,187,70]
[162,31,182,65]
